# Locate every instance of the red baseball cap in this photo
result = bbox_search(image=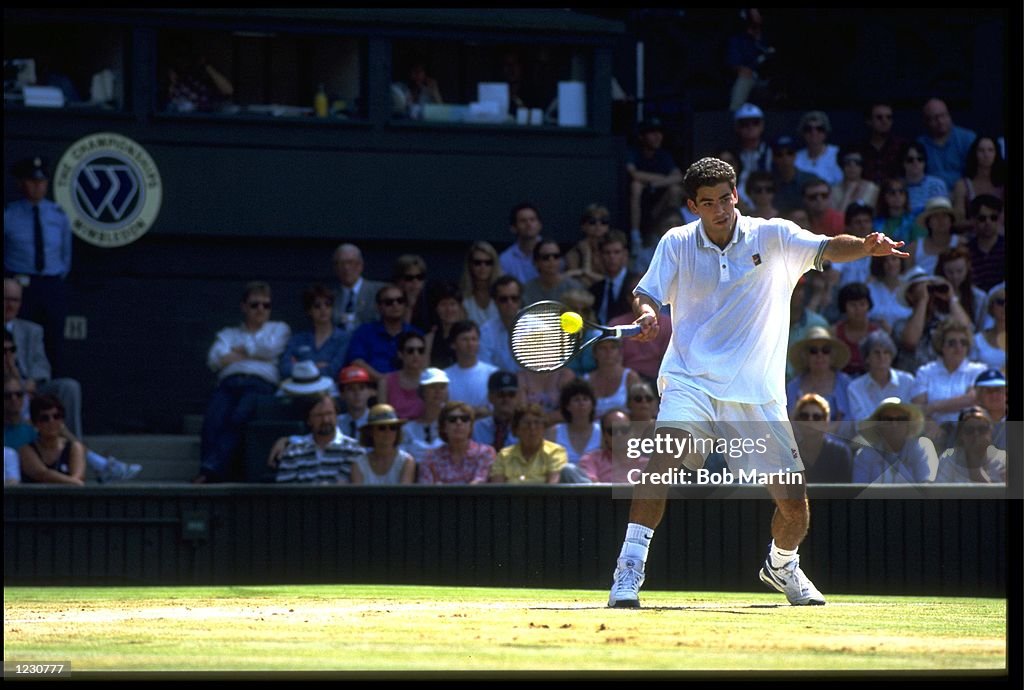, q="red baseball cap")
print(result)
[338,365,371,385]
